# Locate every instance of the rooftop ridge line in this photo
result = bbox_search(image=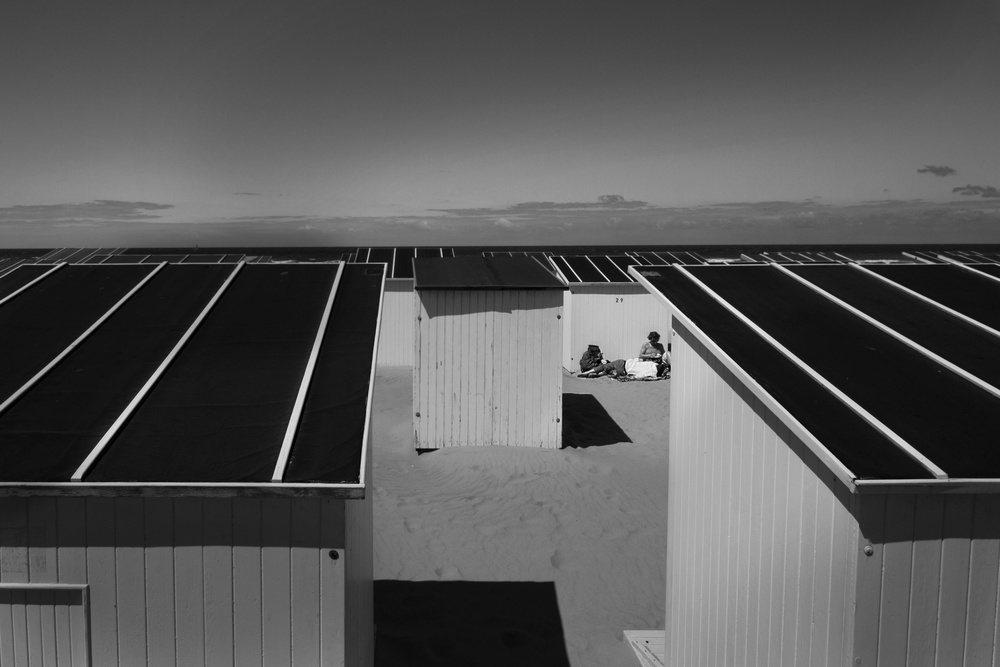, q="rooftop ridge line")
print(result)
[675,264,948,480]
